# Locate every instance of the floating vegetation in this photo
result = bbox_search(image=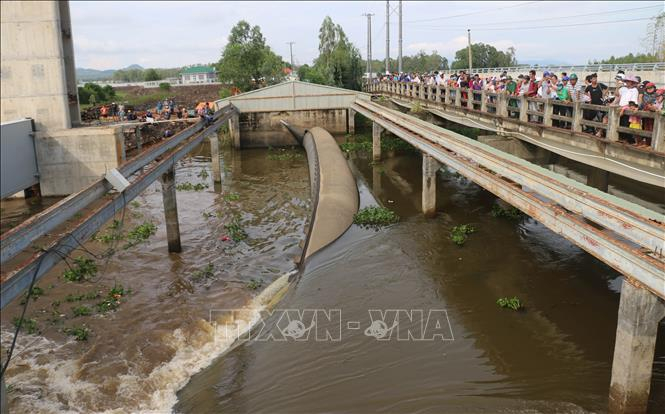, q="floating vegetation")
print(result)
[497,296,524,311]
[65,325,90,341]
[491,204,524,220]
[450,224,476,246]
[267,147,303,161]
[123,222,157,249]
[339,134,415,154]
[65,291,100,303]
[224,192,240,202]
[224,217,248,242]
[63,257,98,282]
[339,139,372,153]
[20,286,45,304]
[12,317,39,334]
[246,279,262,290]
[191,263,215,282]
[96,284,130,313]
[176,182,209,191]
[353,206,400,228]
[72,305,92,317]
[197,169,209,180]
